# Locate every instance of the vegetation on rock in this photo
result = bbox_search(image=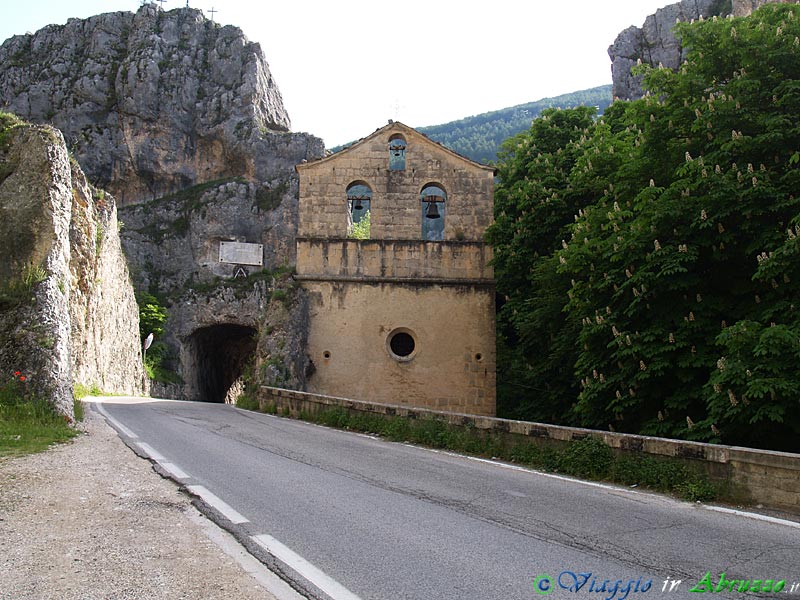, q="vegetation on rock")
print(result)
[487,4,800,451]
